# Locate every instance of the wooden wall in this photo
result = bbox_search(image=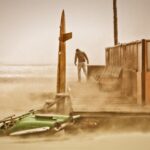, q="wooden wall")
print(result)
[87,65,105,81]
[106,39,150,105]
